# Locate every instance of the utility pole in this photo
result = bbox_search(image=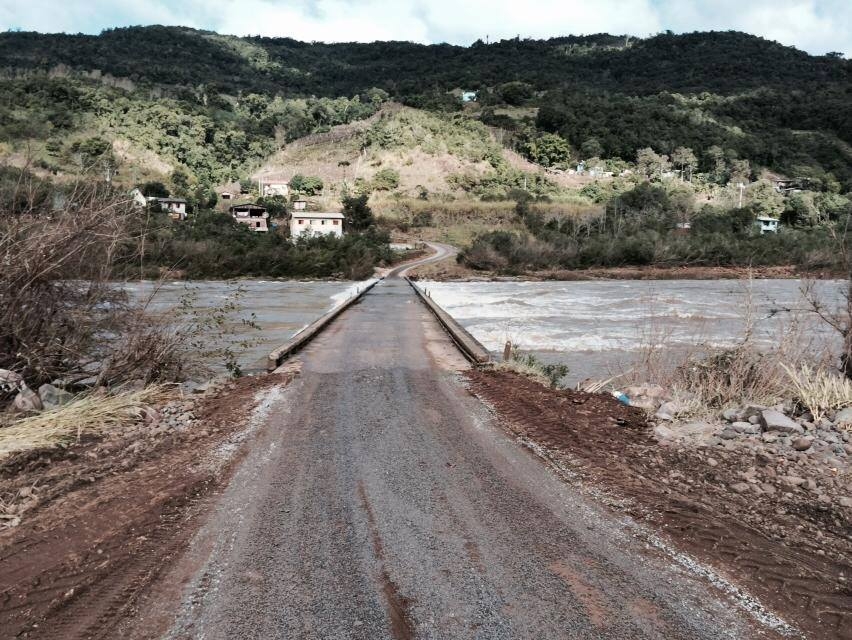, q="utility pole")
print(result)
[737,182,745,209]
